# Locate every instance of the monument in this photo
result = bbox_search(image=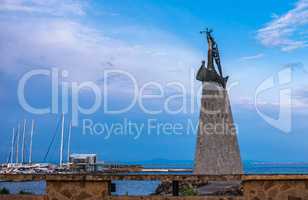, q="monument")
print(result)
[194,29,243,175]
